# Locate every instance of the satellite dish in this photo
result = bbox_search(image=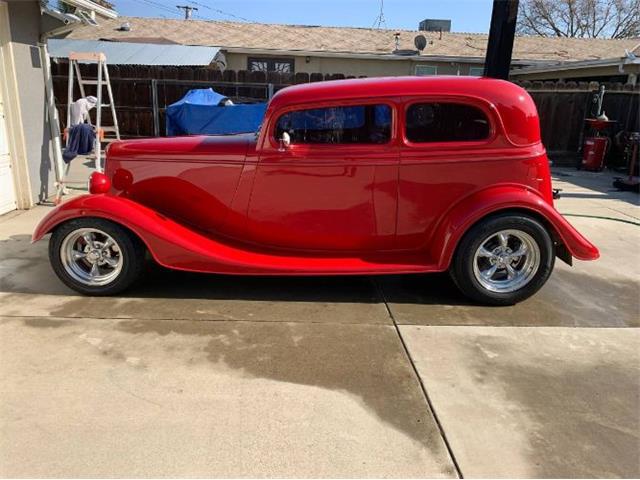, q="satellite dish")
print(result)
[414,34,427,51]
